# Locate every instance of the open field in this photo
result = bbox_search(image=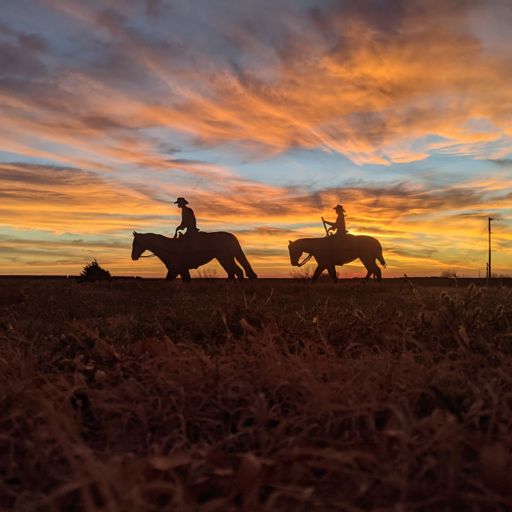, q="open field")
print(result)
[1,278,512,511]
